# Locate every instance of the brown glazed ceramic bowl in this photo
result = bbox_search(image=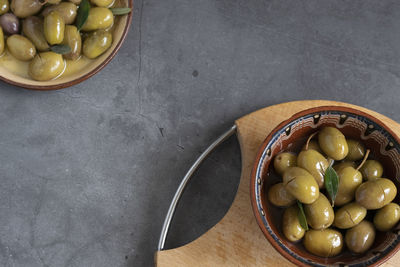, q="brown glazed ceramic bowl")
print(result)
[250,106,400,267]
[0,0,133,90]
